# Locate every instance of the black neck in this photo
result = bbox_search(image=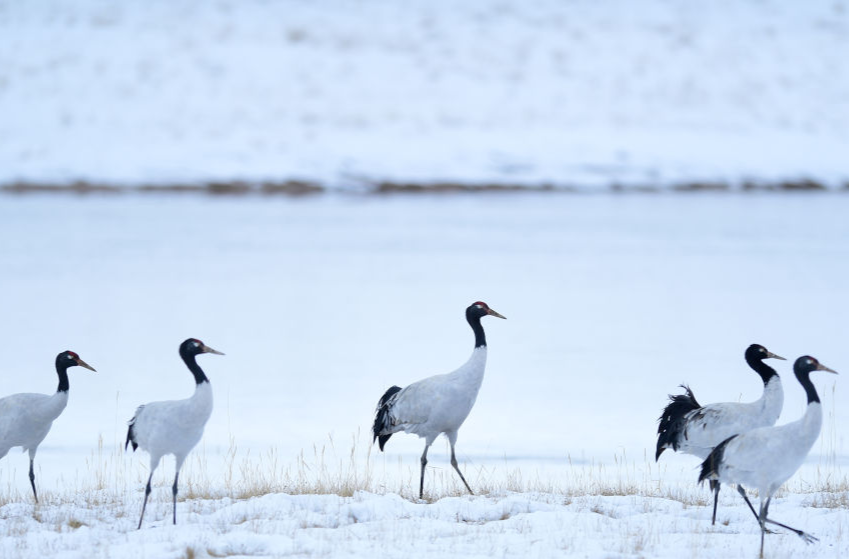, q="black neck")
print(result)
[468,313,486,348]
[182,352,209,385]
[55,360,70,393]
[797,372,820,404]
[746,355,779,385]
